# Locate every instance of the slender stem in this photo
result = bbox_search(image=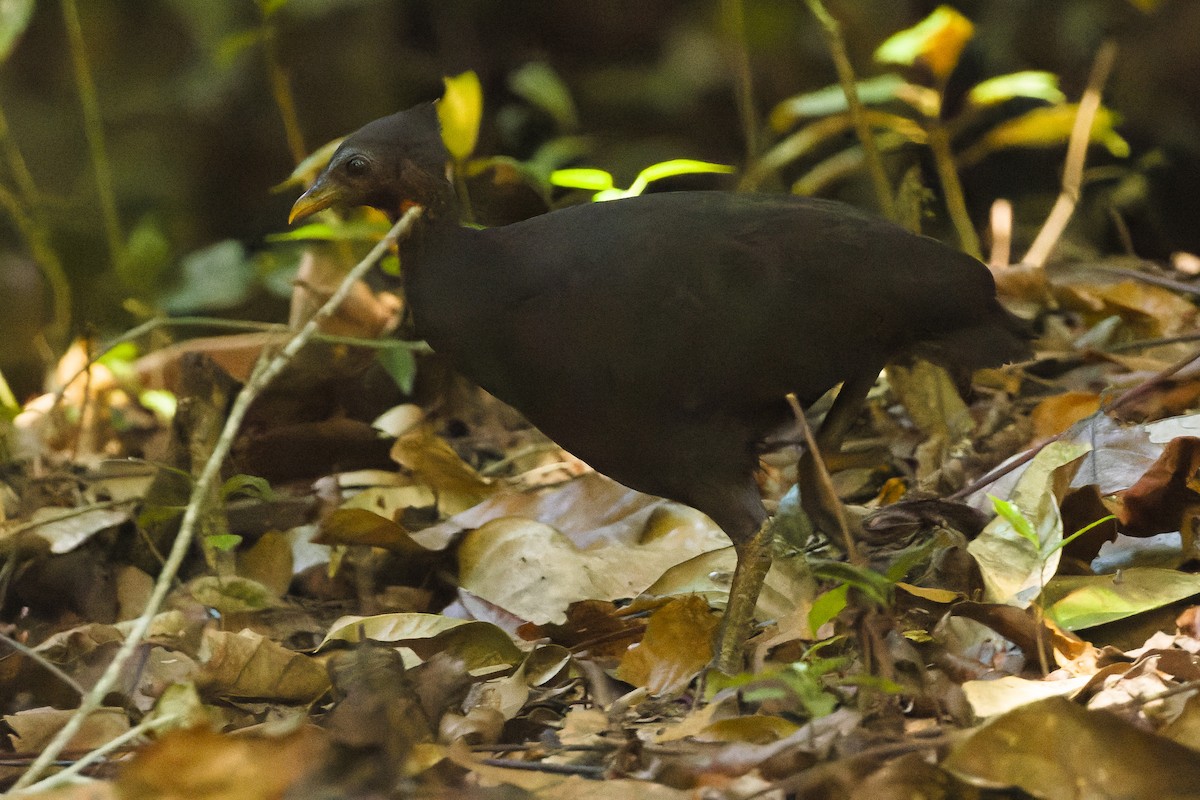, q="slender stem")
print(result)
[803,0,896,220]
[0,102,40,208]
[261,21,306,165]
[13,207,424,790]
[1022,42,1118,268]
[927,118,981,258]
[61,0,123,267]
[0,180,72,344]
[720,0,759,161]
